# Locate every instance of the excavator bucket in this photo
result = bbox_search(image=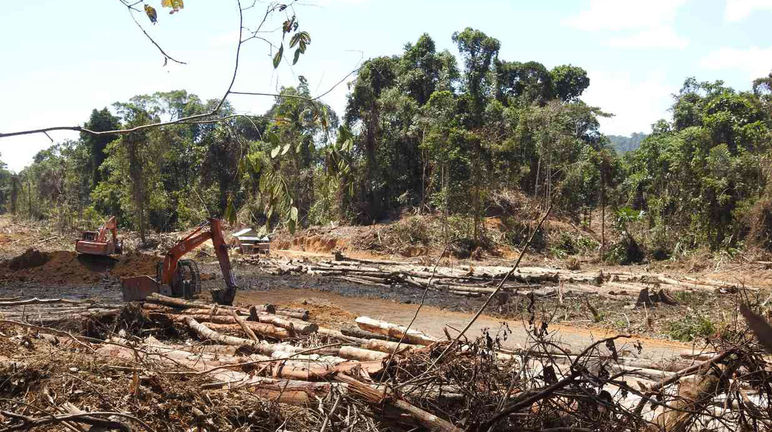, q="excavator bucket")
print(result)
[210,287,236,306]
[121,276,161,301]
